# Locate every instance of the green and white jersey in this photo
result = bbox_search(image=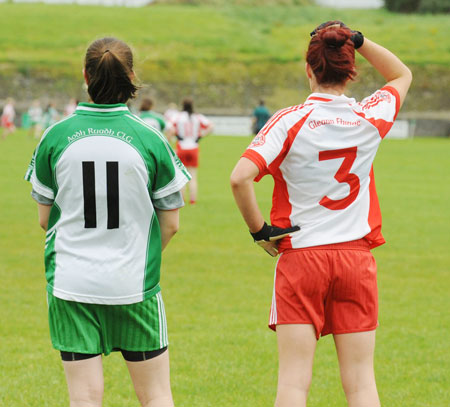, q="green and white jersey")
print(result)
[140,110,166,132]
[25,103,190,305]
